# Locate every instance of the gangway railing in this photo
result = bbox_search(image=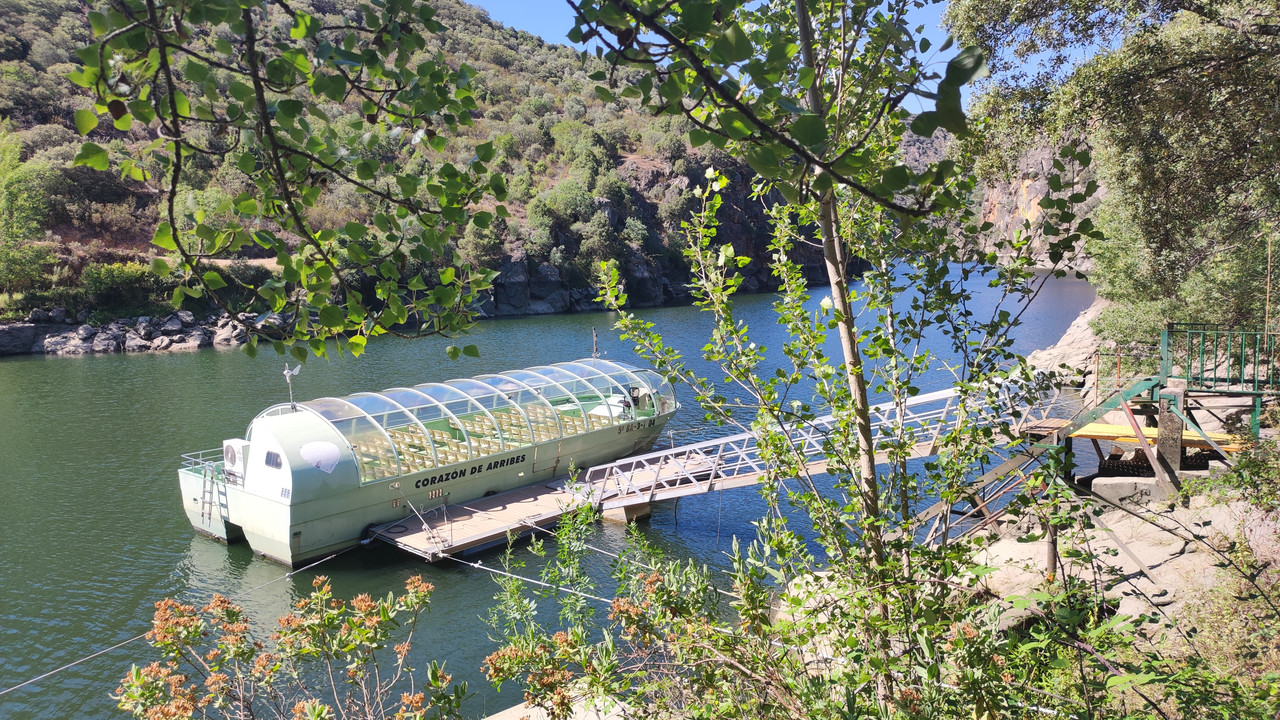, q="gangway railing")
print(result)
[583,384,1075,511]
[919,375,1165,545]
